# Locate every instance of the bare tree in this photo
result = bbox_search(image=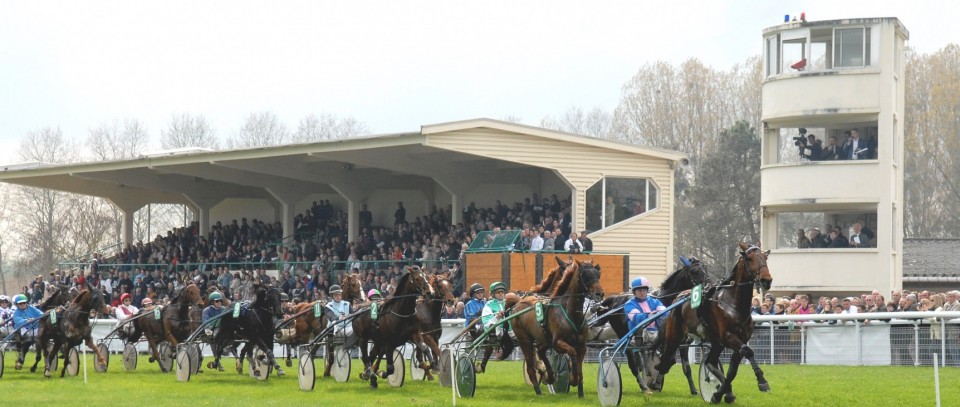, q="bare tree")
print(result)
[161,113,220,150]
[541,106,611,138]
[292,113,369,143]
[501,115,524,124]
[87,119,151,161]
[227,112,289,148]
